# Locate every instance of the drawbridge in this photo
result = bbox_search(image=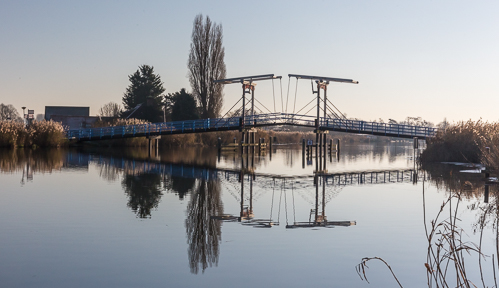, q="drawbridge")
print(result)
[66,73,437,142]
